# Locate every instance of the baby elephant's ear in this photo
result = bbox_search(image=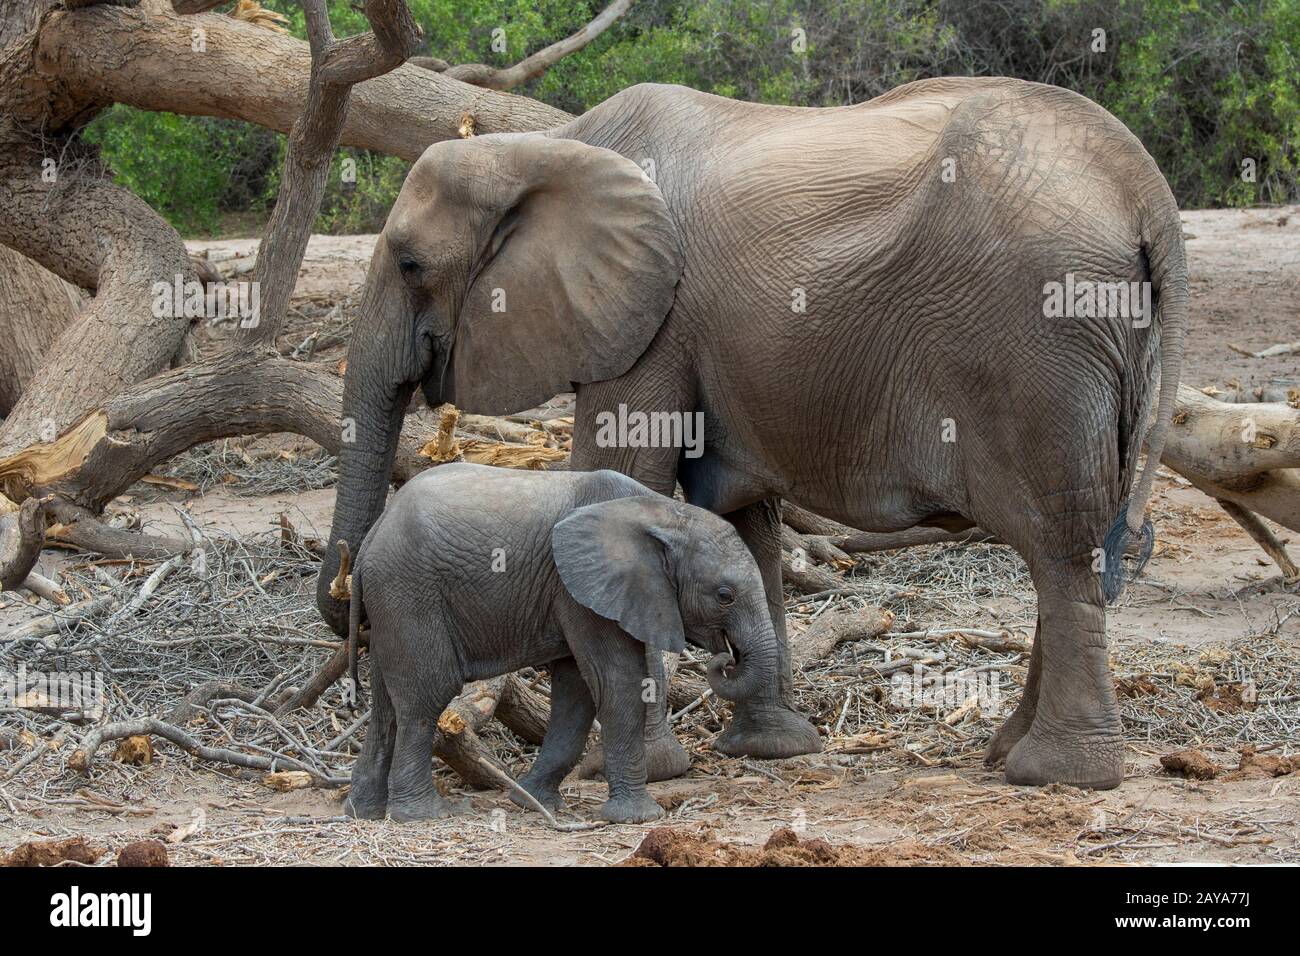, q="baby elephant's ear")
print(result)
[552,497,686,653]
